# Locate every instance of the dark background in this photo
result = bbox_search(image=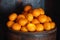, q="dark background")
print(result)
[0,0,59,40]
